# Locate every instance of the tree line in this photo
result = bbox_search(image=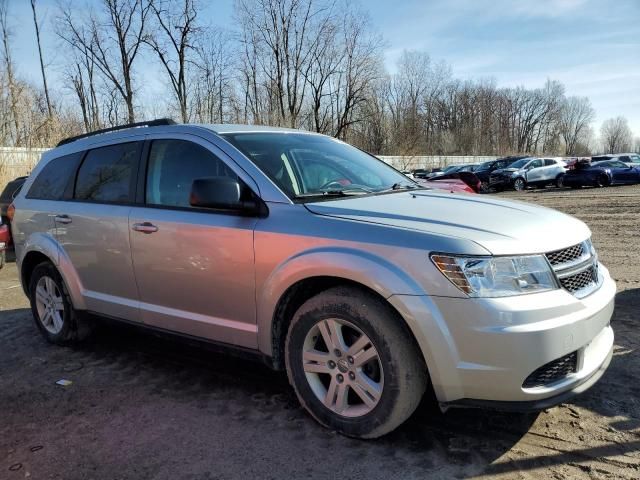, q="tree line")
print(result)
[0,0,637,156]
